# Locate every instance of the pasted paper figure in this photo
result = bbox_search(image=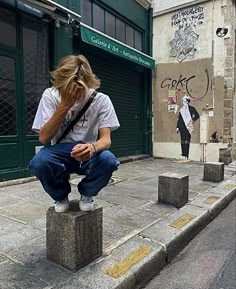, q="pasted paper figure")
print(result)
[176,95,199,159]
